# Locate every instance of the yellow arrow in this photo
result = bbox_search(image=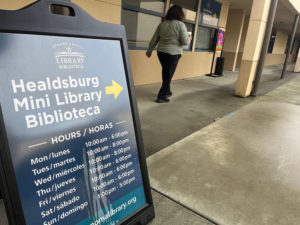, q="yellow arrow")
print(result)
[105,80,123,99]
